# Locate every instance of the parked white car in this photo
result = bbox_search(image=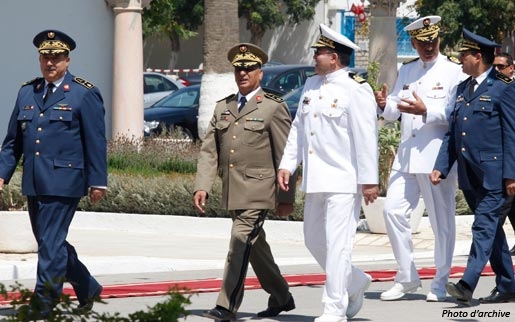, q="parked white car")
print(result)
[143,72,185,108]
